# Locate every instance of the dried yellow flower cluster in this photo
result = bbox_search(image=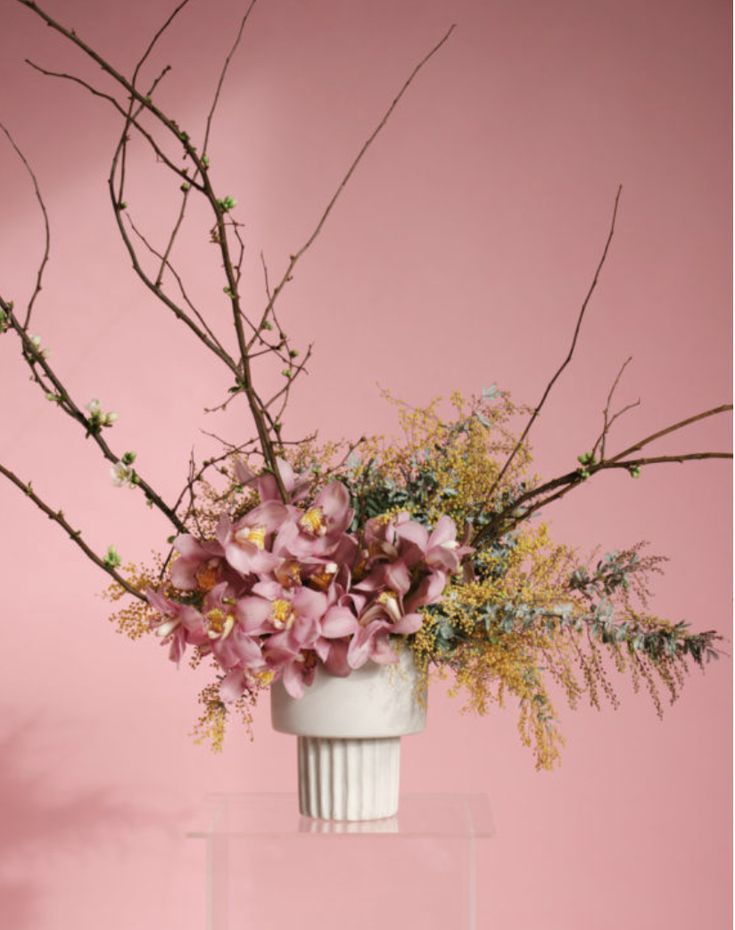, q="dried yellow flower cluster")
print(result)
[104,559,165,640]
